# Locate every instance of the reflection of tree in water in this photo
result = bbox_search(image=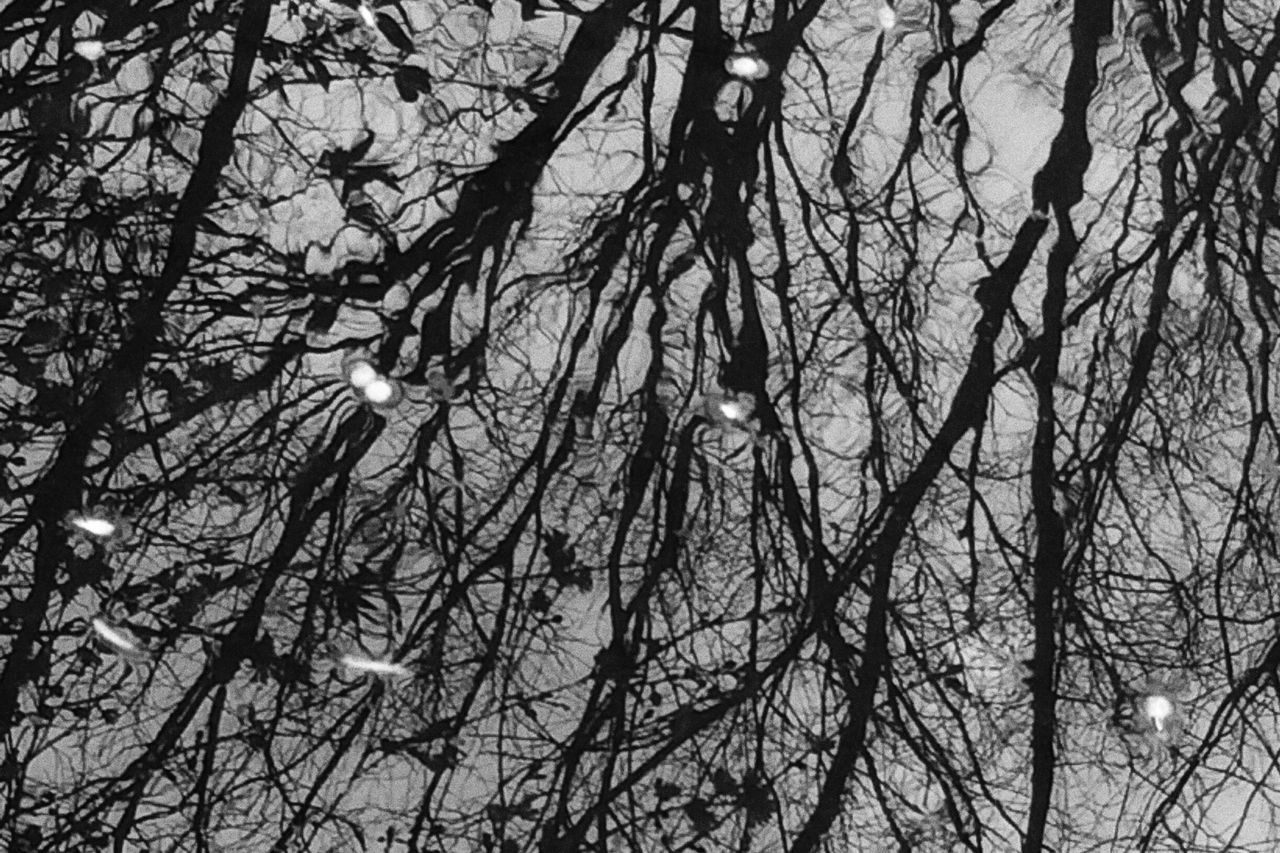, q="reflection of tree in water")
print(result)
[2,0,1280,850]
